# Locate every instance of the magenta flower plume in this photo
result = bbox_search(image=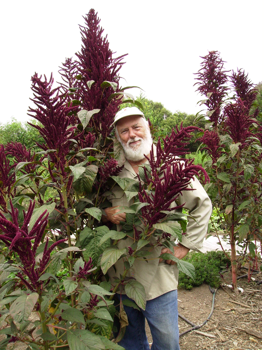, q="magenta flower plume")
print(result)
[5,142,40,174]
[194,51,229,127]
[28,73,77,174]
[200,130,225,163]
[74,9,127,138]
[98,158,123,185]
[77,257,93,280]
[0,145,16,212]
[224,98,260,149]
[0,201,66,292]
[231,69,258,112]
